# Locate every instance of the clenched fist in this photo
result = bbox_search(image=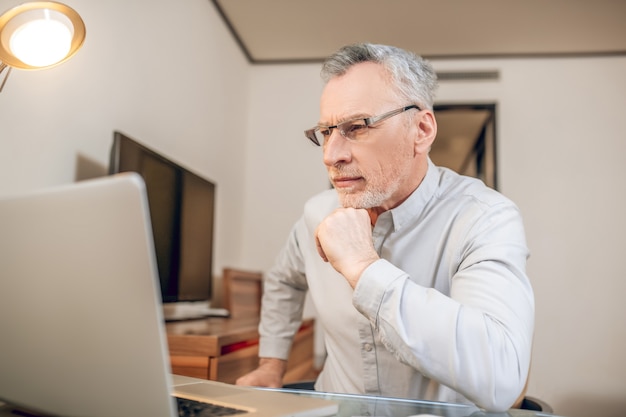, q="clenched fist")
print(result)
[315,207,380,288]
